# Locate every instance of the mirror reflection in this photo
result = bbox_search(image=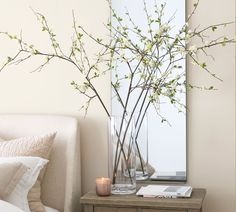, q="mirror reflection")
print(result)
[111,0,186,181]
